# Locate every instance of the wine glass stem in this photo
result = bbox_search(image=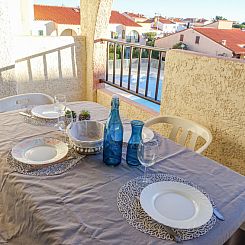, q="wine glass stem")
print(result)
[144,166,147,182]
